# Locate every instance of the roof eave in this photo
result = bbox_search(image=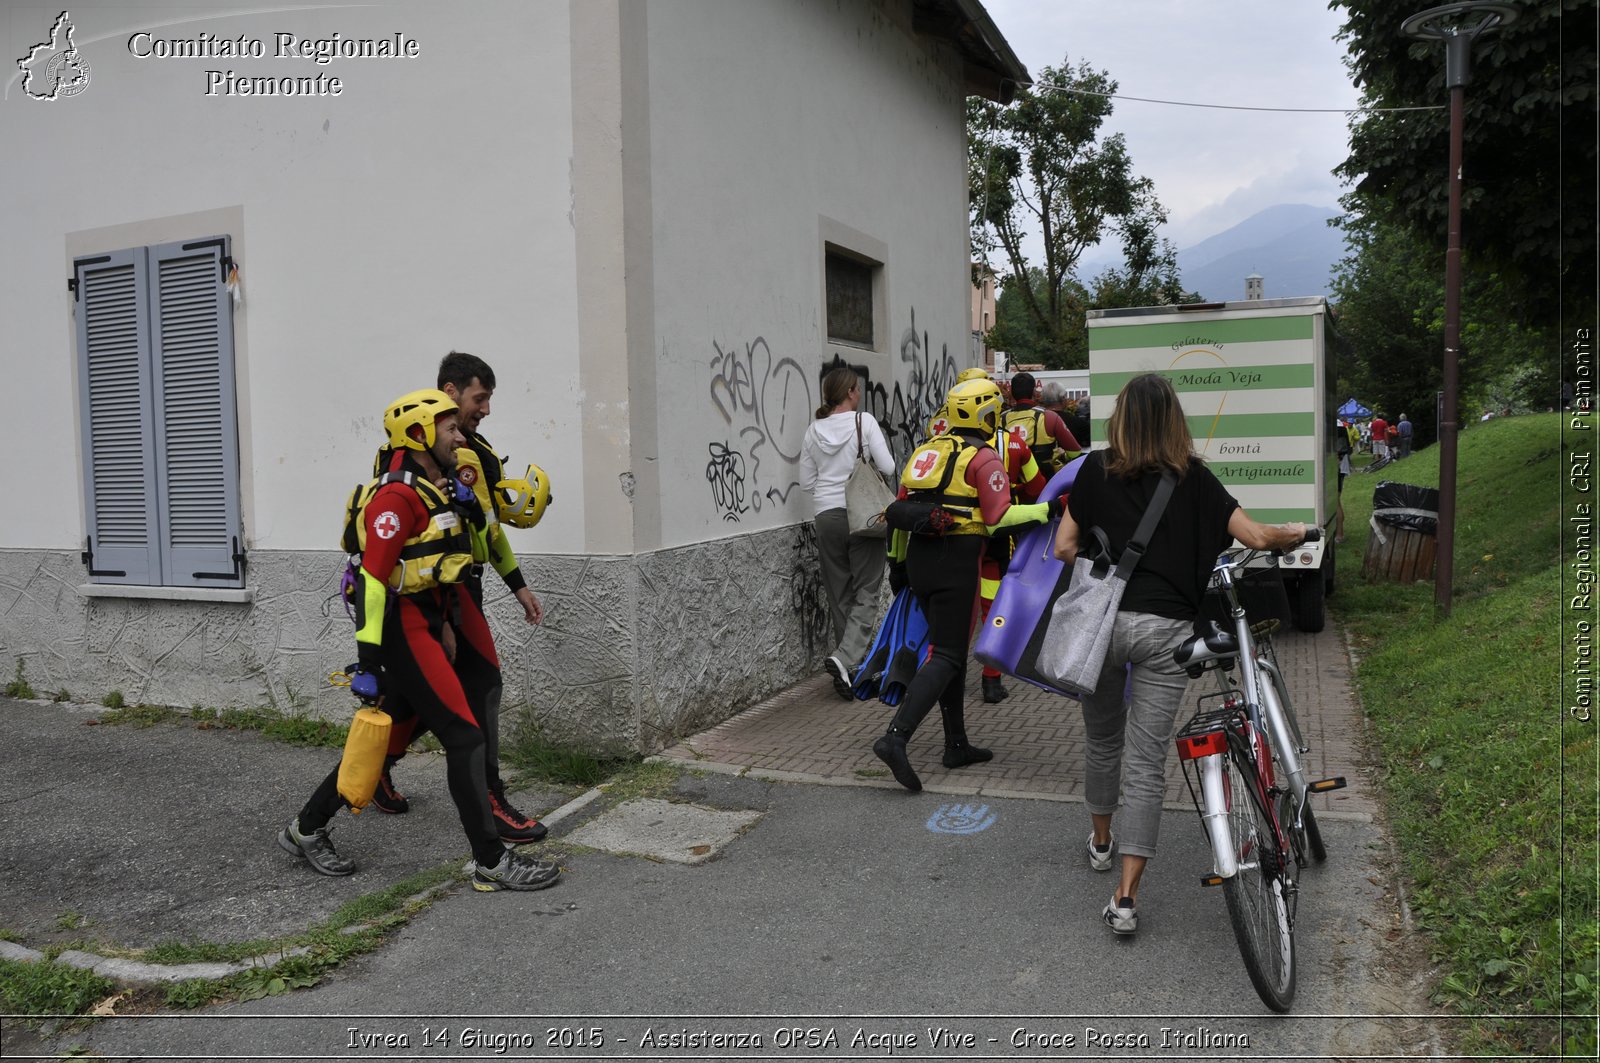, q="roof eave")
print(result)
[912,0,1032,104]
